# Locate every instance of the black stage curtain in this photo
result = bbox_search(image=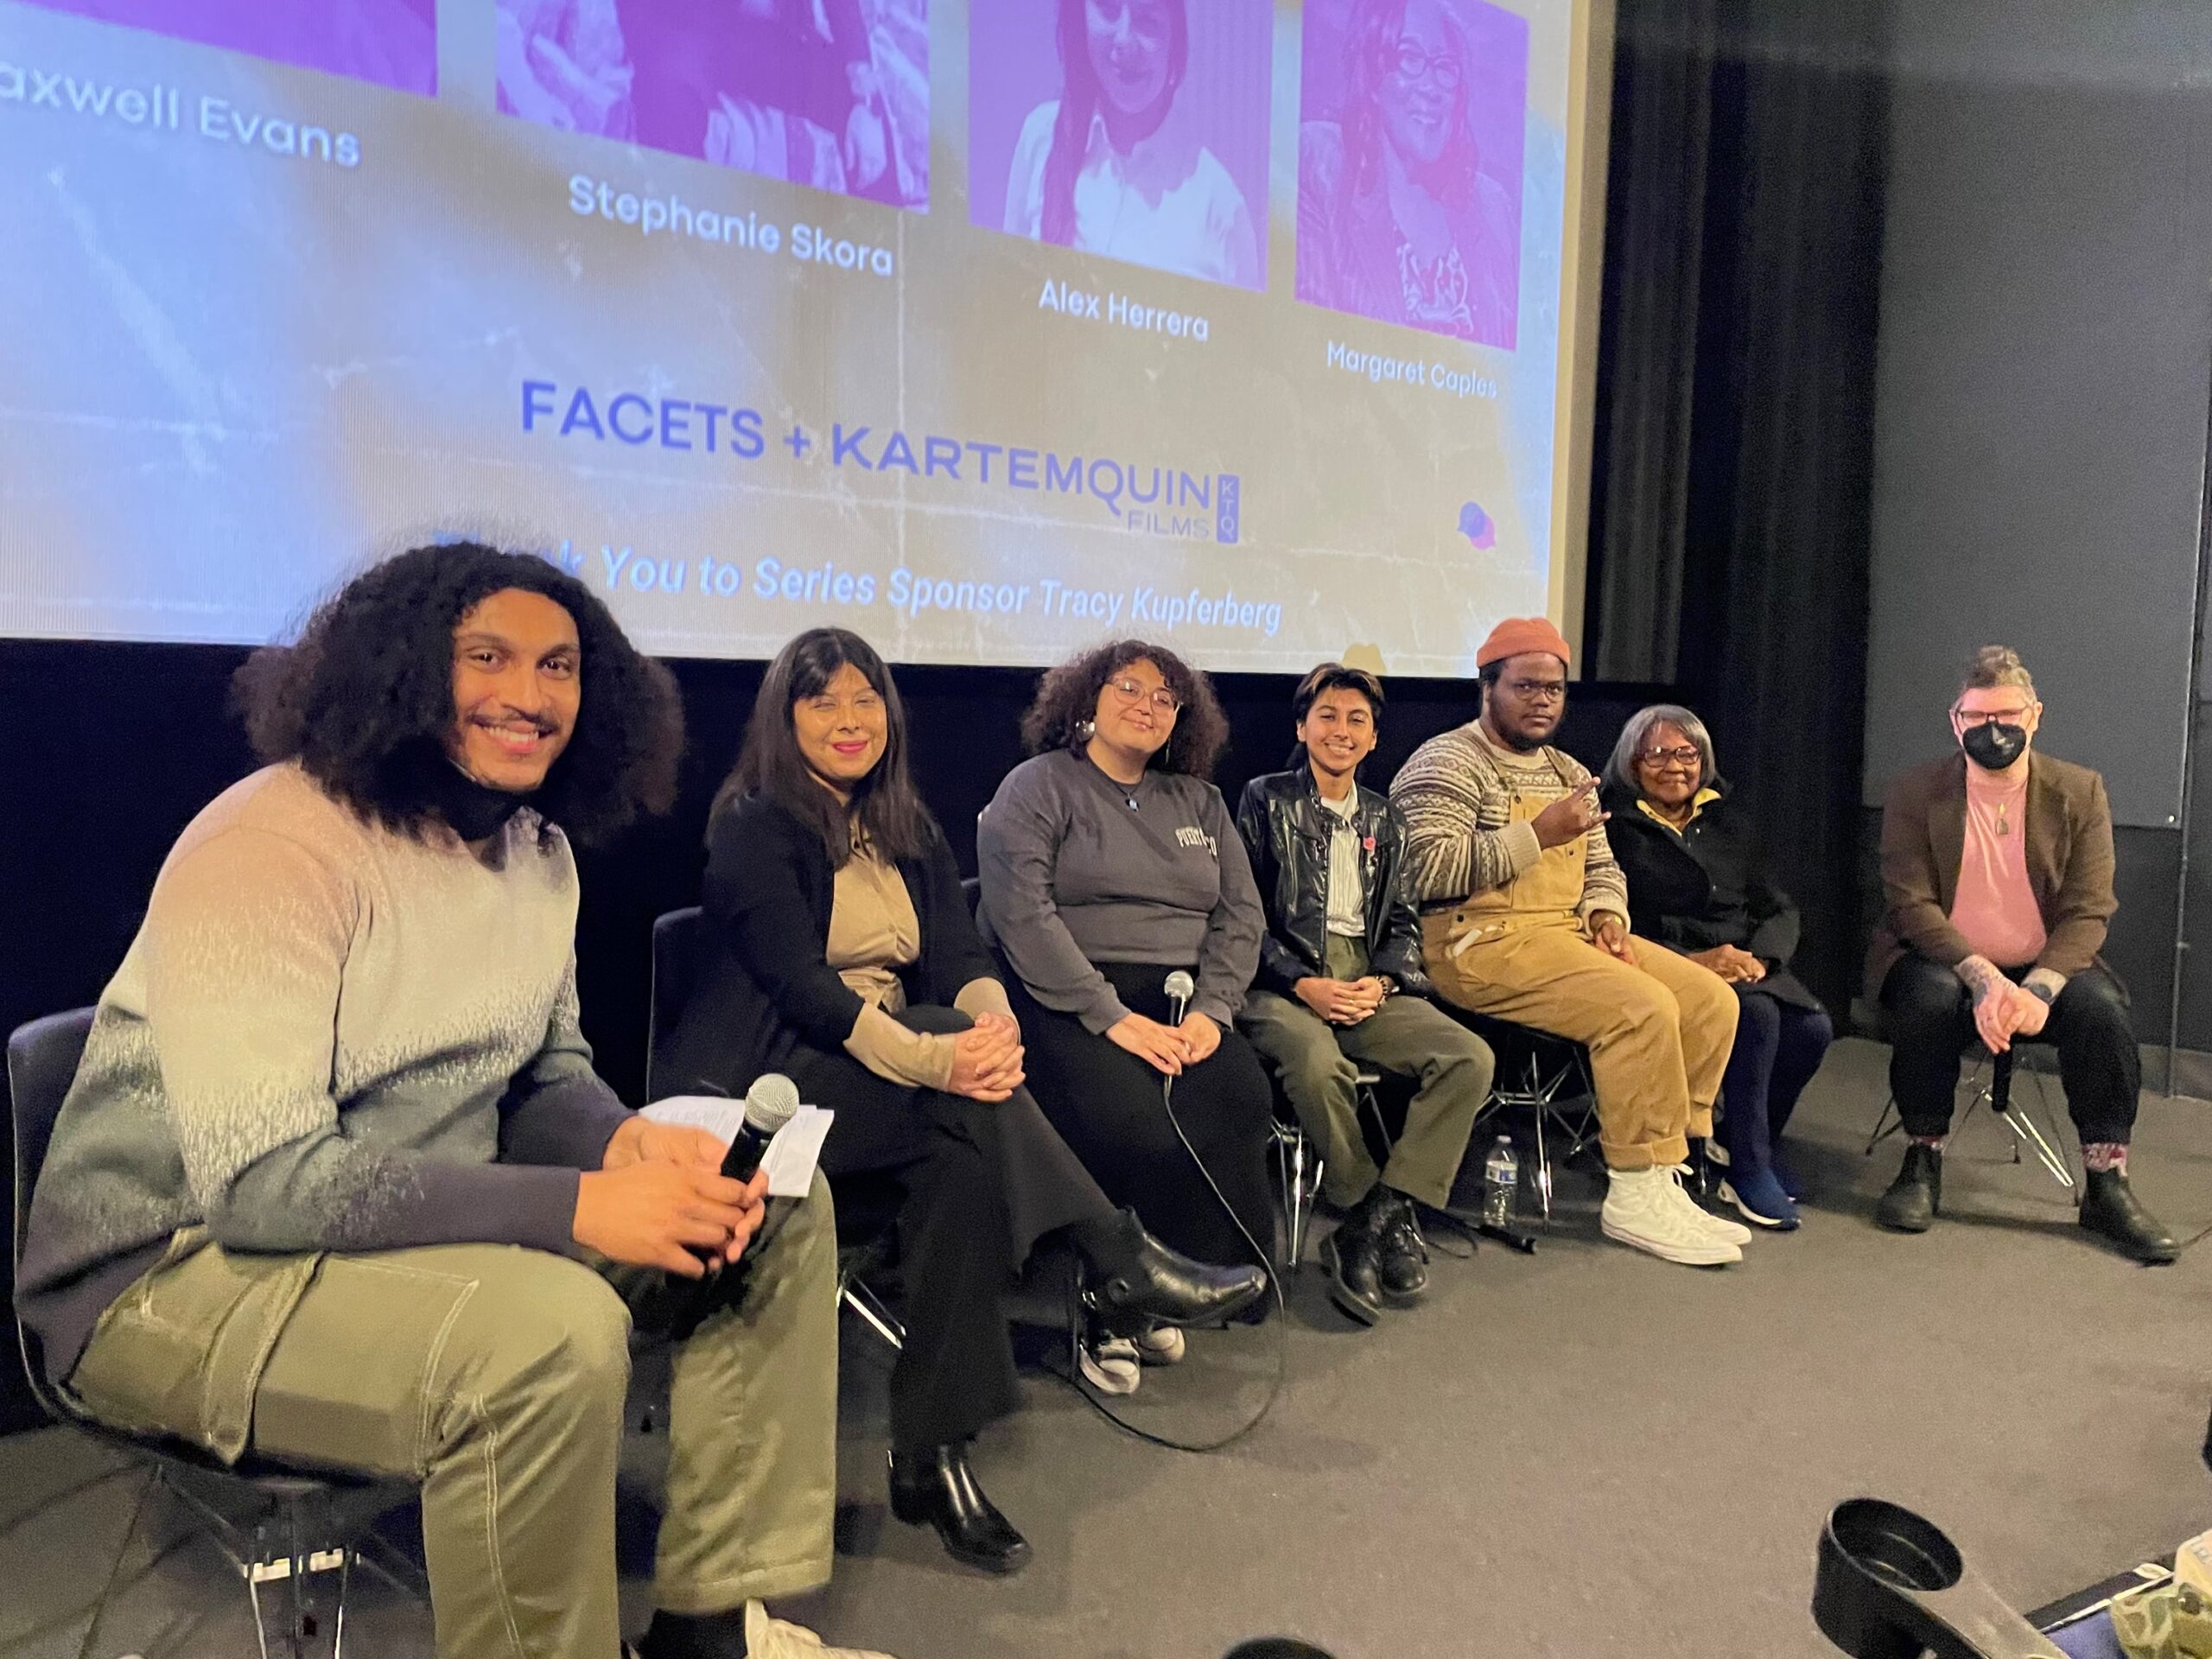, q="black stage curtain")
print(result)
[1588,0,1888,1014]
